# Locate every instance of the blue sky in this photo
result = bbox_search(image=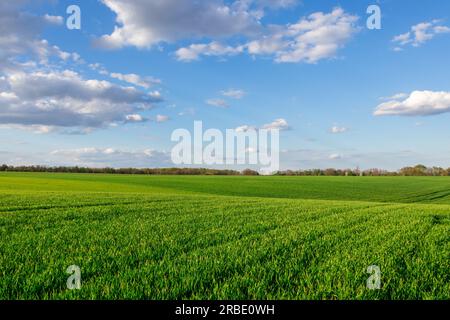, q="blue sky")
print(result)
[1,0,450,170]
